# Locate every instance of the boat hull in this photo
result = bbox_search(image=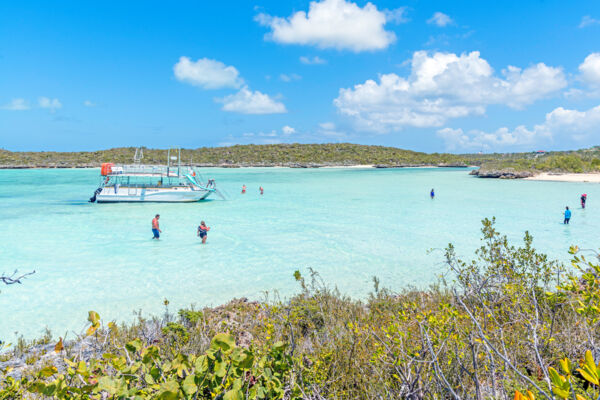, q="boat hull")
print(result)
[96,186,212,203]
